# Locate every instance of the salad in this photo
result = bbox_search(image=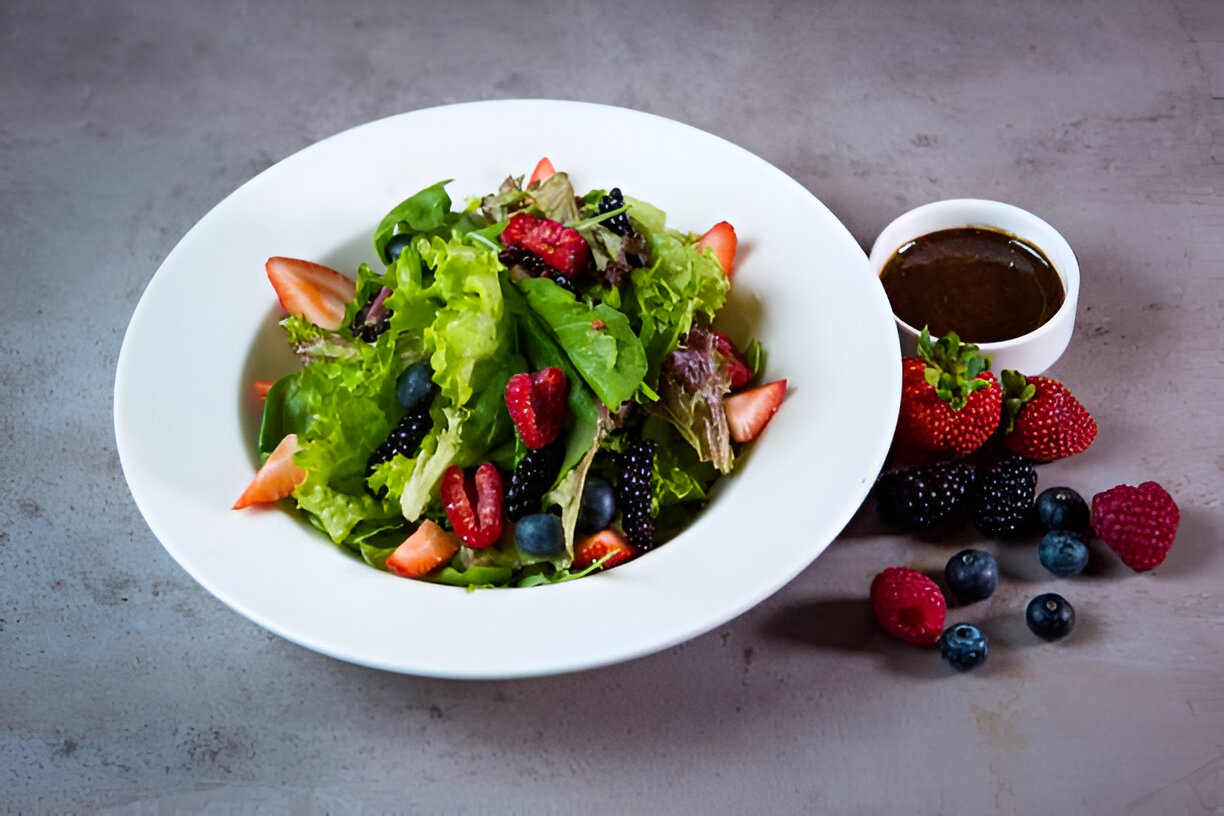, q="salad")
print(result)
[234,159,786,587]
